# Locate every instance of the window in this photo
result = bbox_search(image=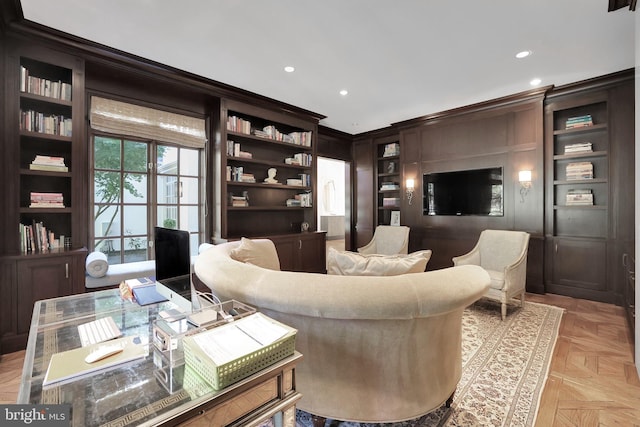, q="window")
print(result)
[92,136,204,264]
